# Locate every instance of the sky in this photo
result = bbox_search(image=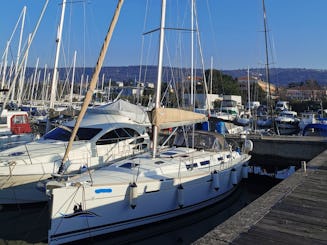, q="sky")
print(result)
[1,0,327,71]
